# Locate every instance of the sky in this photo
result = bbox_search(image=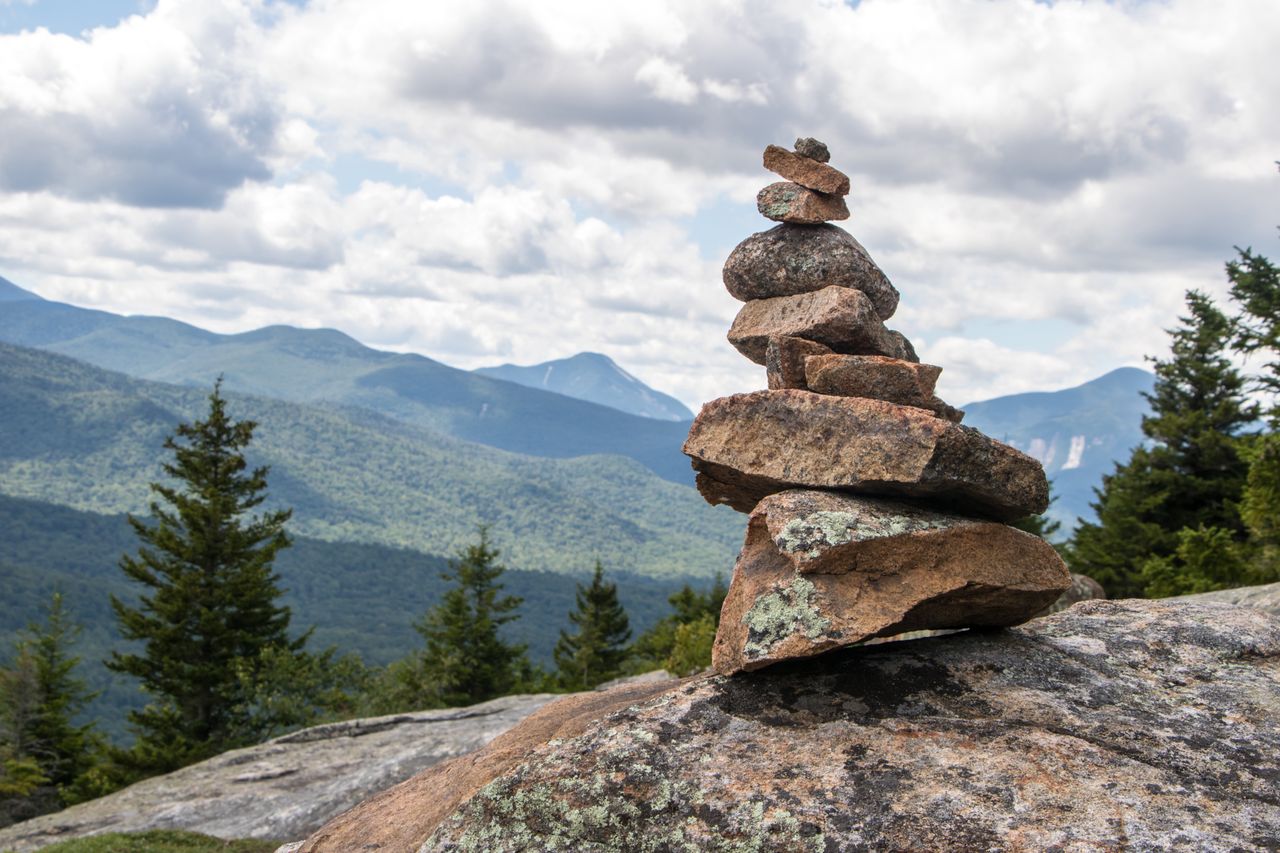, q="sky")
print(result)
[0,0,1276,409]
